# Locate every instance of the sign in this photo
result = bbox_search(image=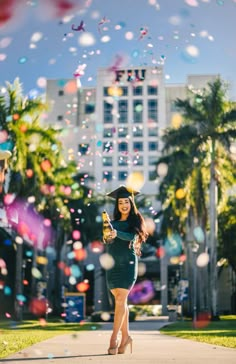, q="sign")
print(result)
[64,293,86,323]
